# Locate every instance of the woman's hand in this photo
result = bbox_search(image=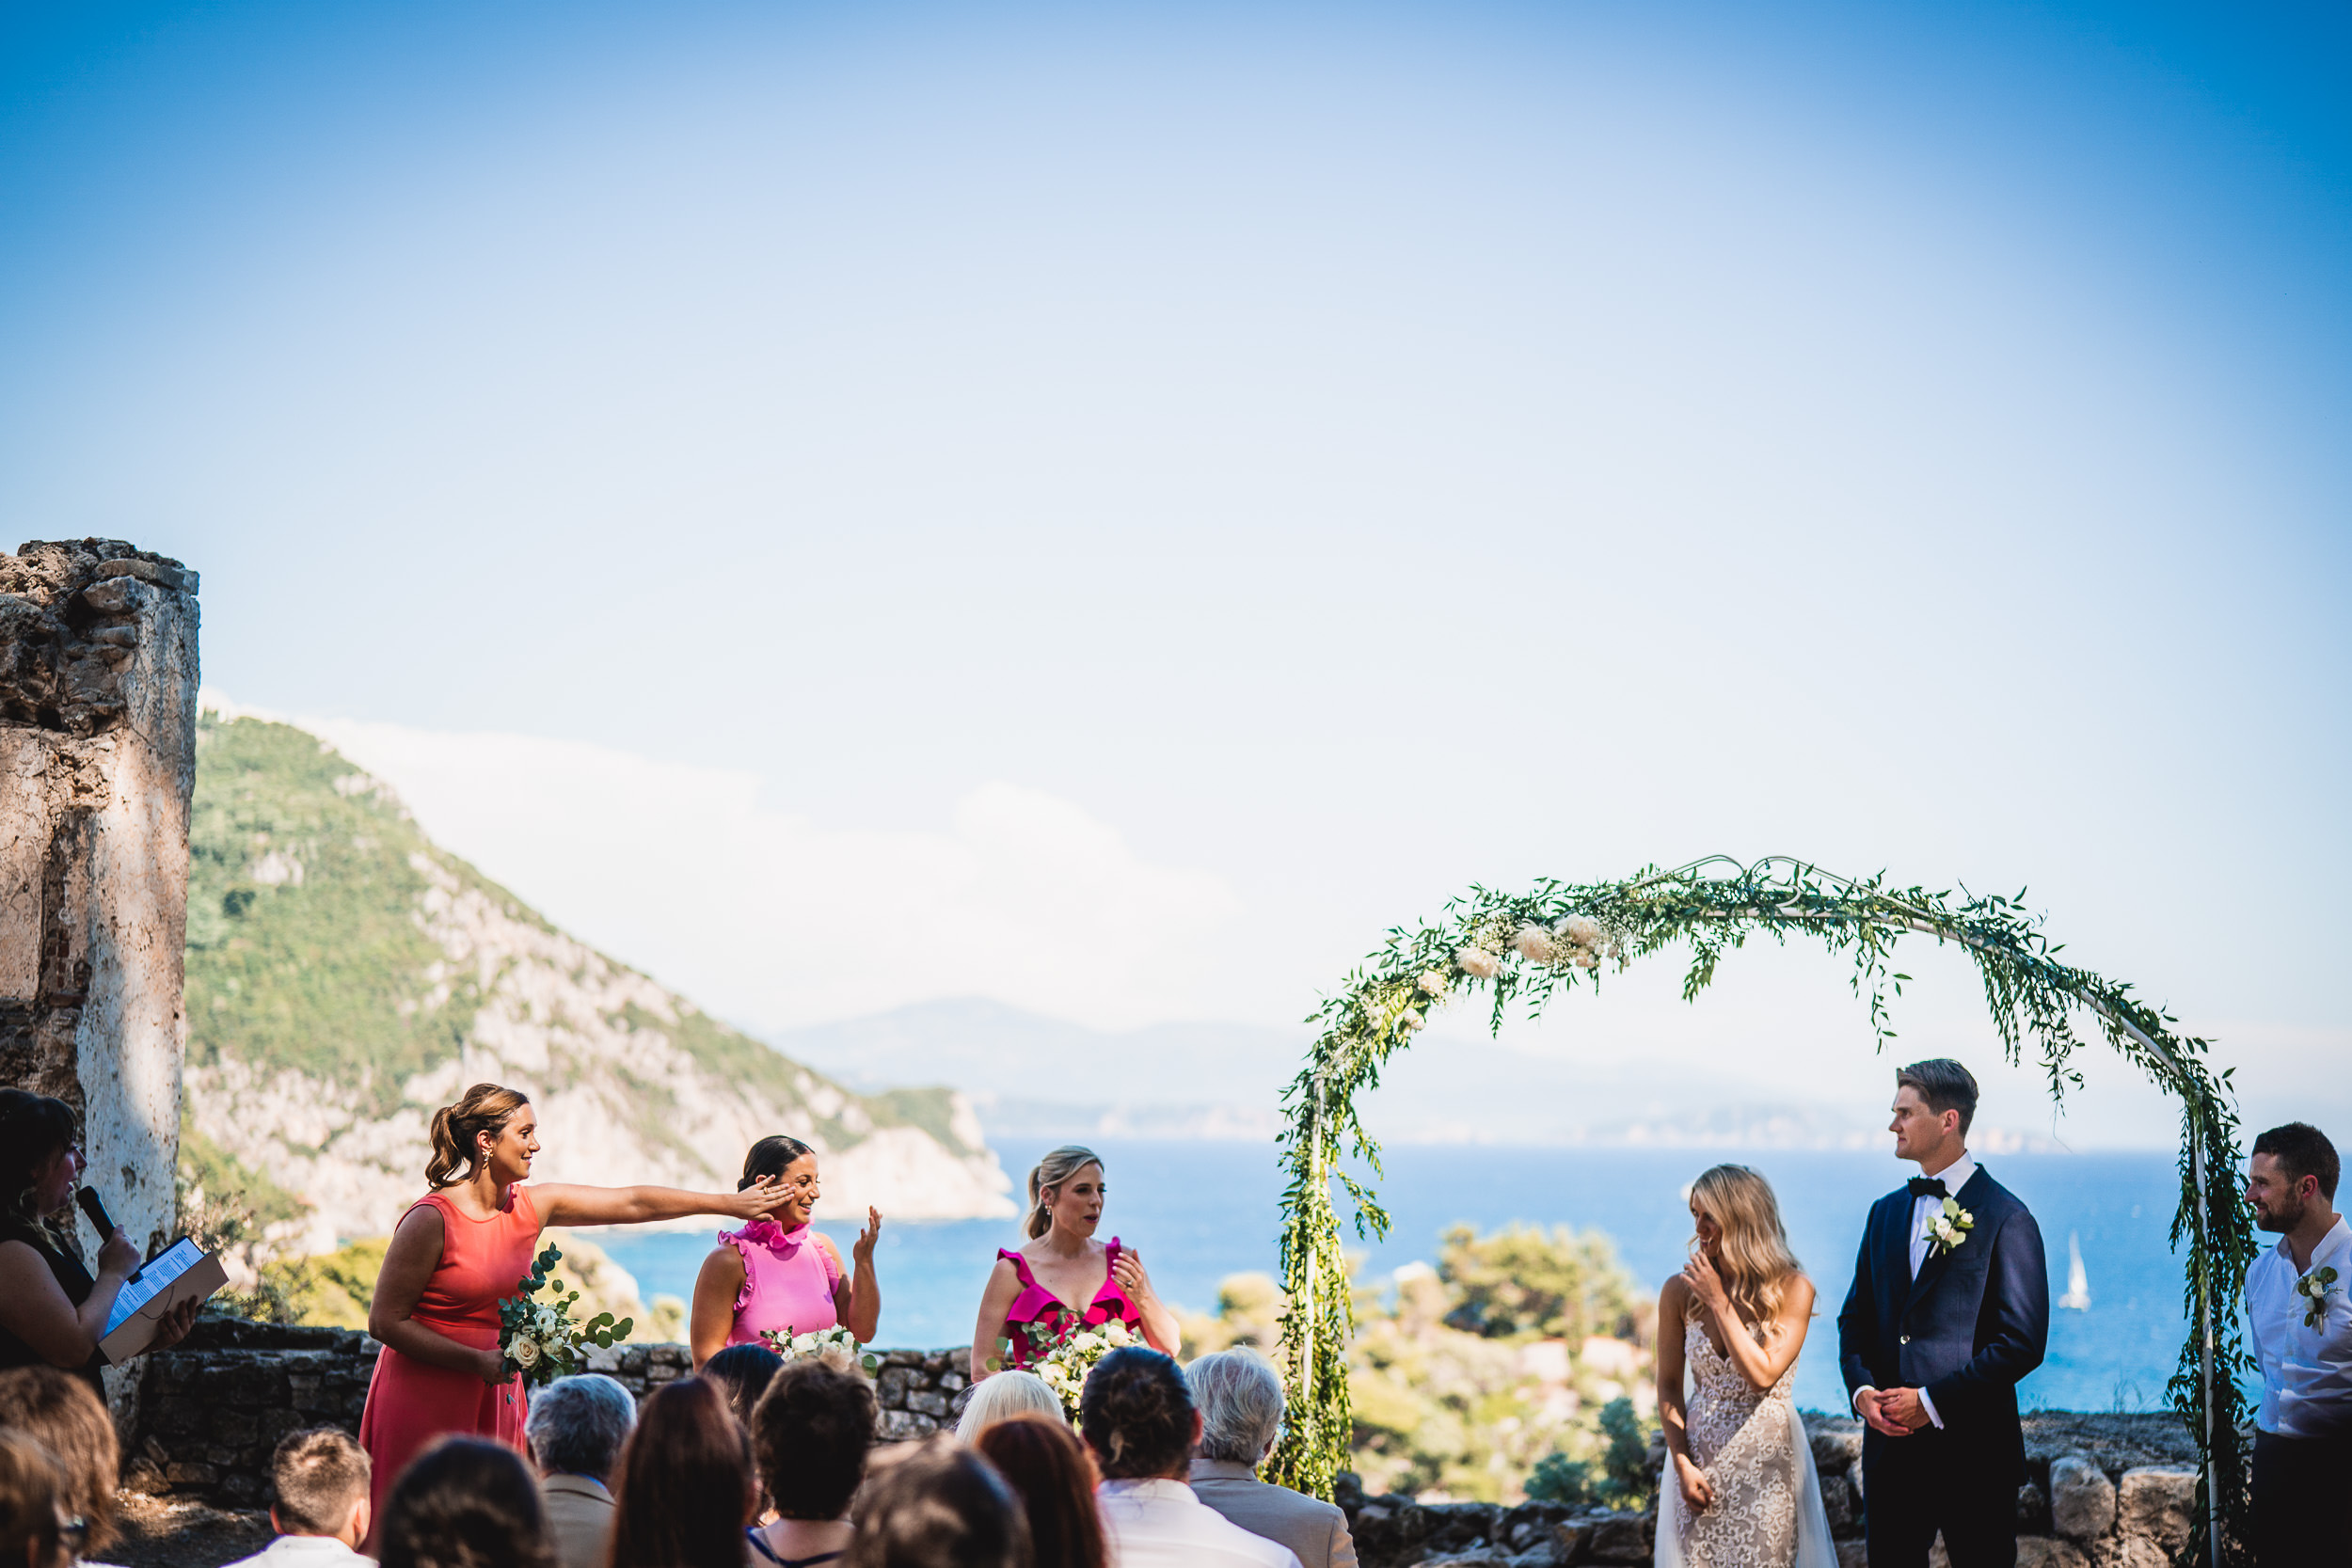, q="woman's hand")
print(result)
[728,1177,789,1223]
[1679,1248,1731,1316]
[1111,1246,1152,1304]
[1676,1453,1714,1512]
[852,1208,882,1268]
[149,1296,201,1353]
[95,1228,141,1279]
[476,1346,509,1384]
